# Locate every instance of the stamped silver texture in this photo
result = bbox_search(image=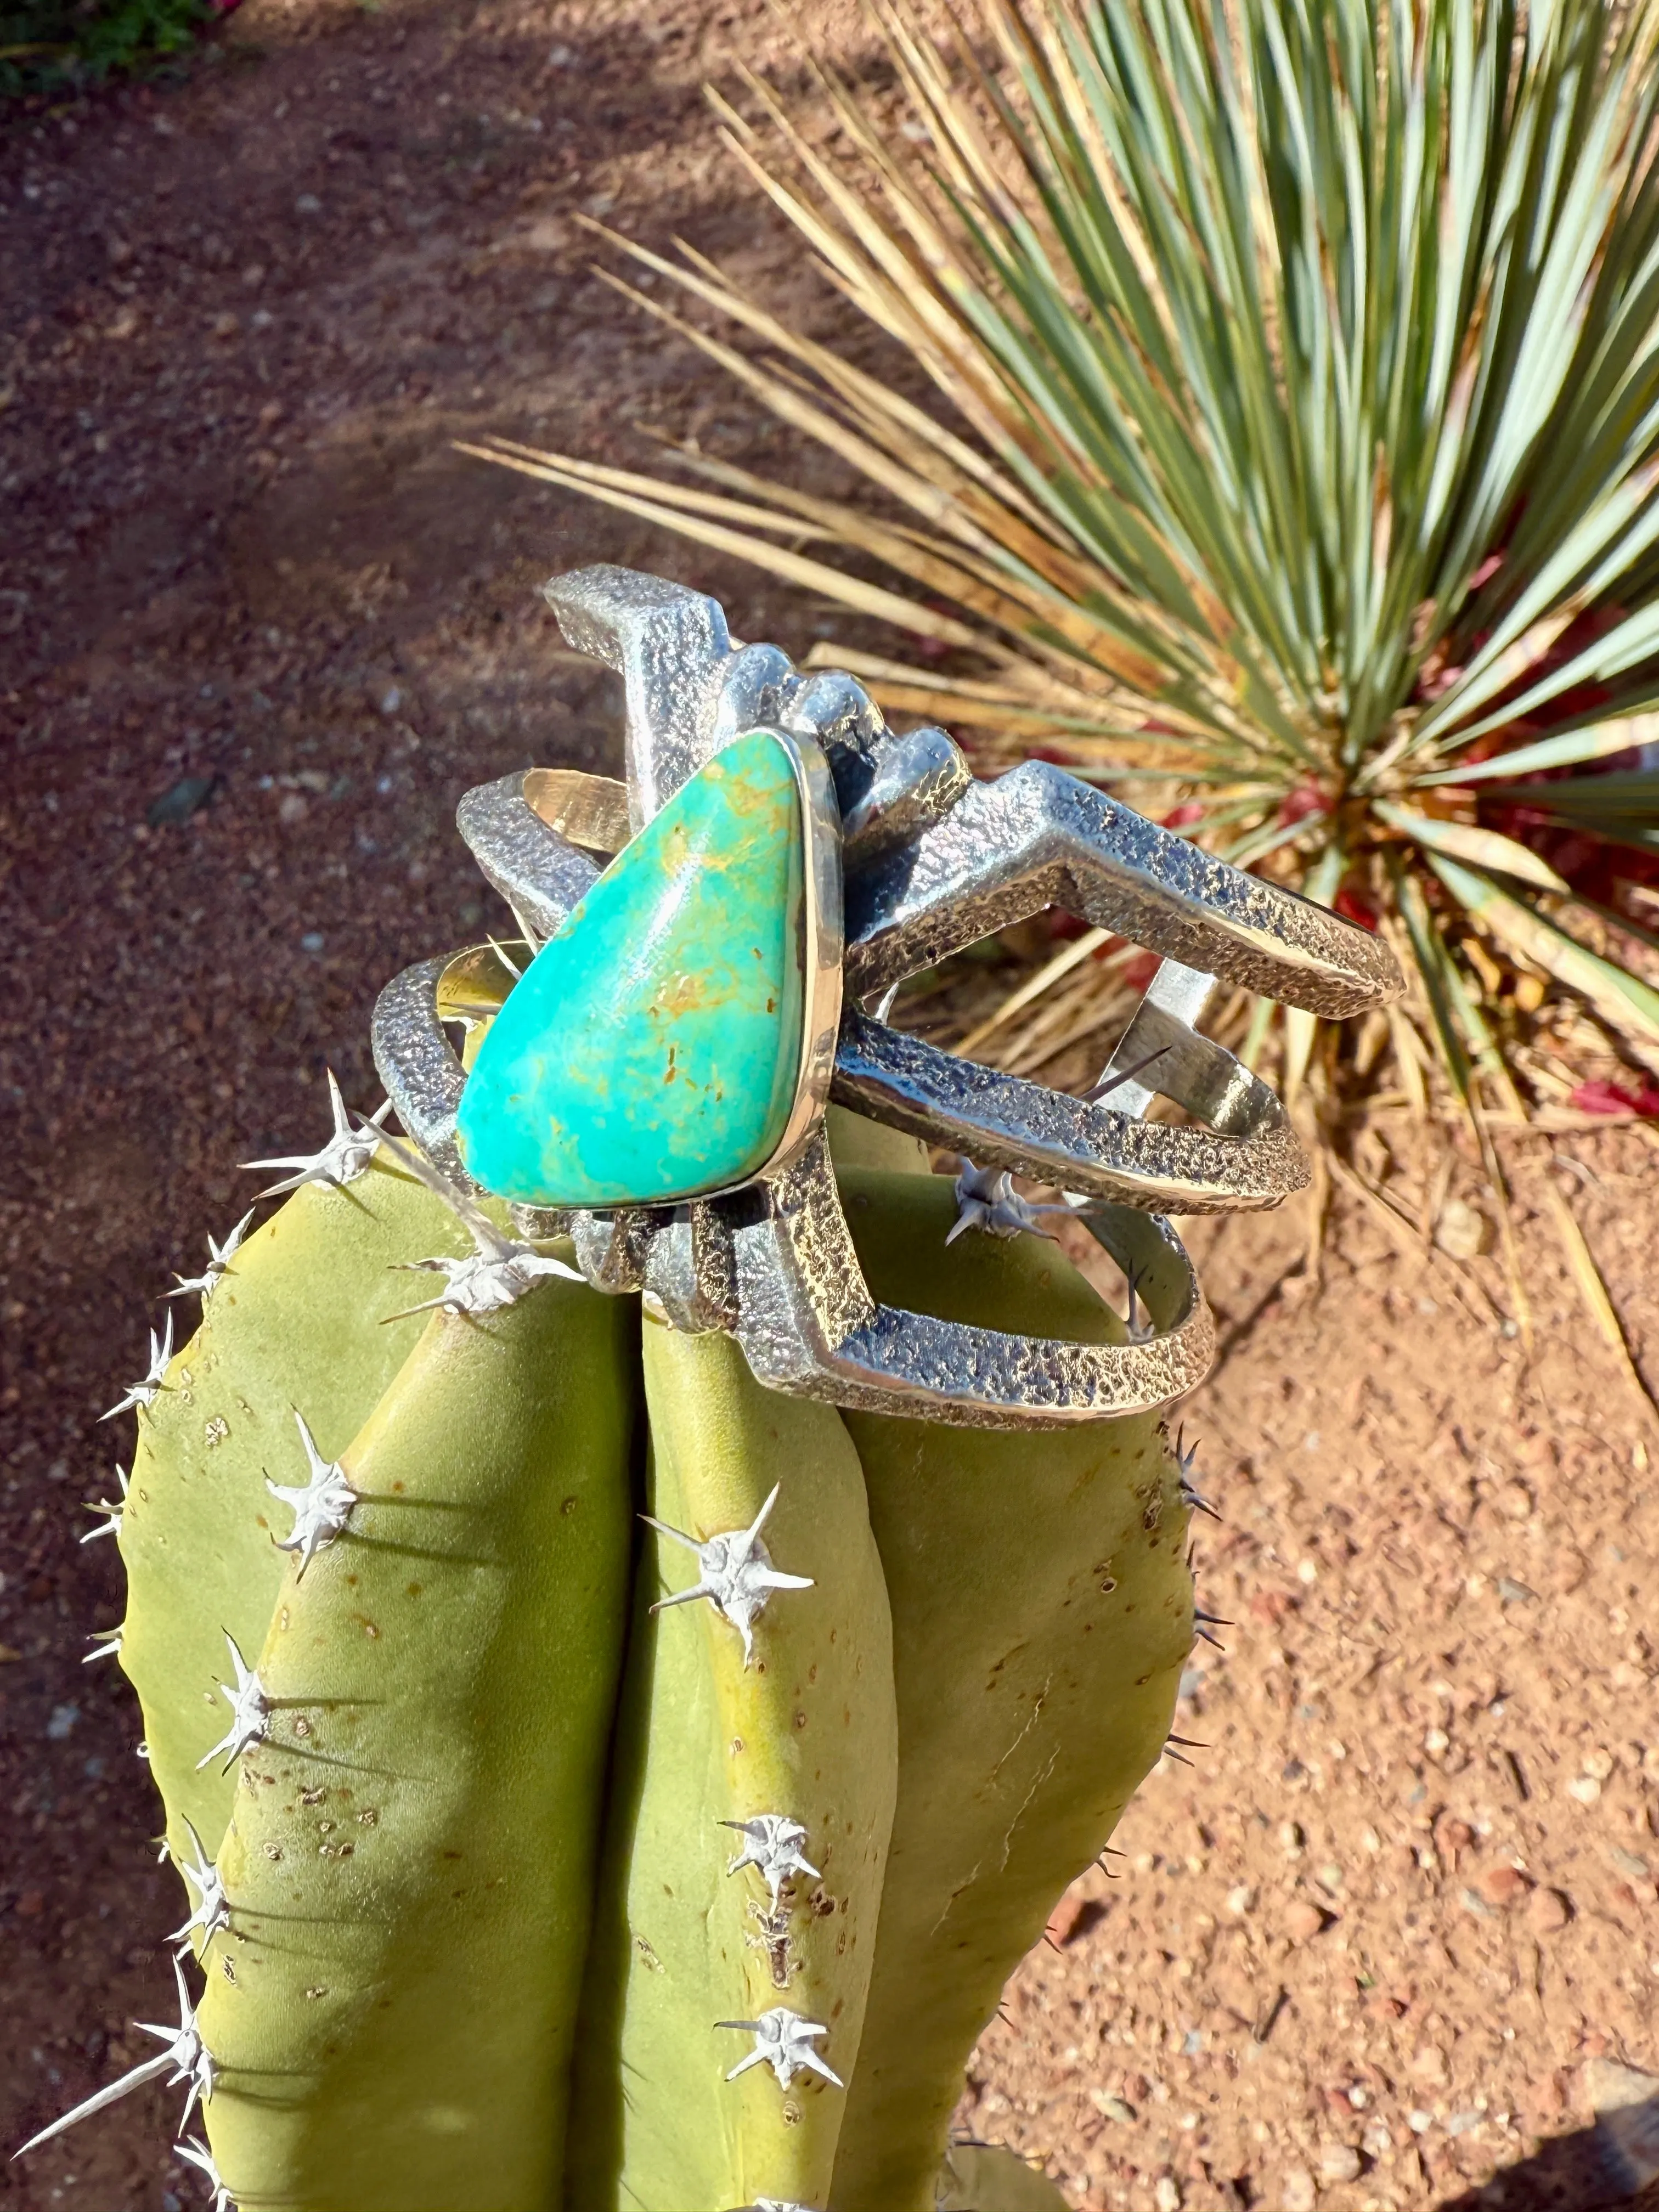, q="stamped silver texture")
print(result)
[371,565,1402,1426]
[830,1003,1304,1215]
